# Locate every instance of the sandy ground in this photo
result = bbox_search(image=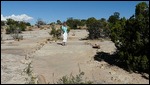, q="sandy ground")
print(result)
[1,29,149,84]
